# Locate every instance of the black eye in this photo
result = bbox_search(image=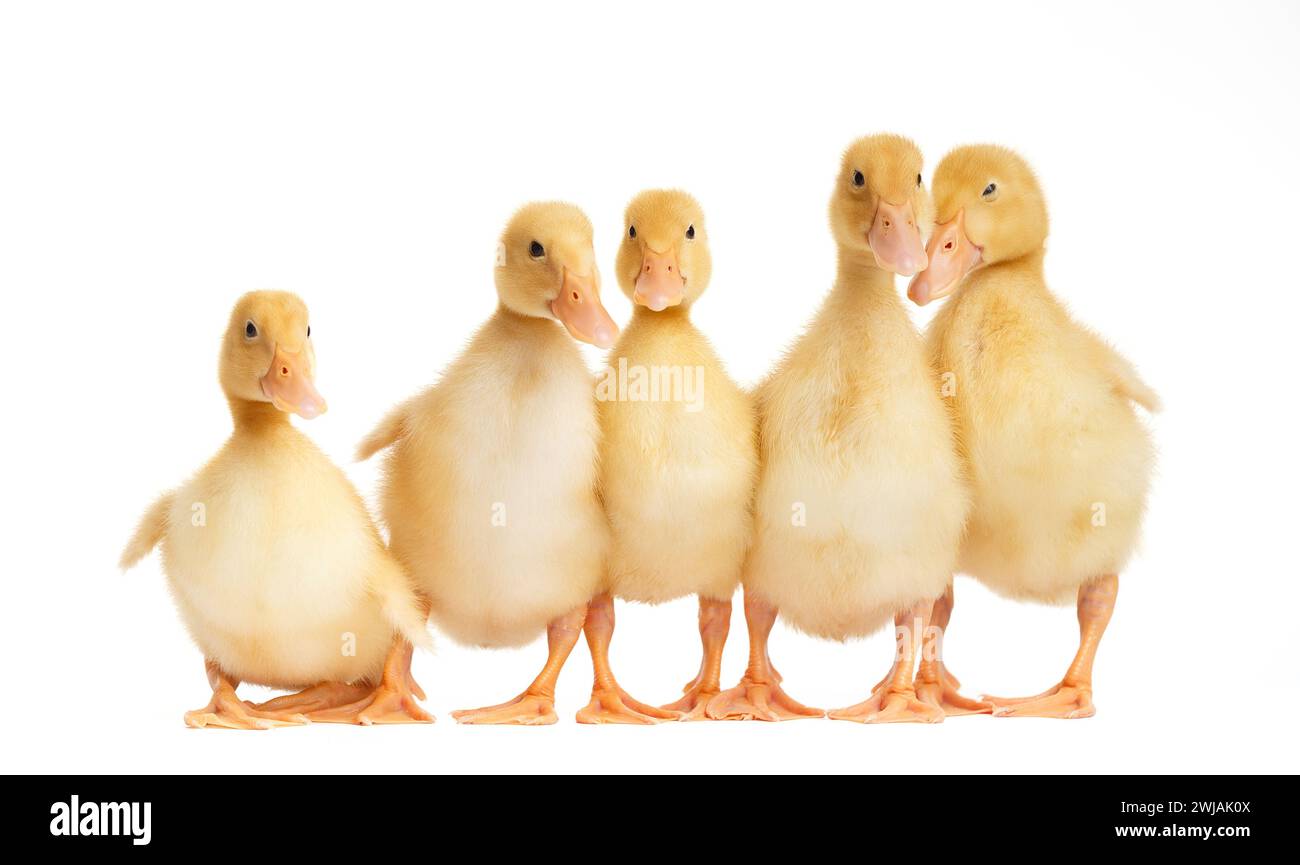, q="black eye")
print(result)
[852,170,865,188]
[307,326,311,338]
[628,225,636,239]
[529,241,545,258]
[245,320,257,339]
[686,224,695,240]
[917,173,923,187]
[982,183,997,197]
